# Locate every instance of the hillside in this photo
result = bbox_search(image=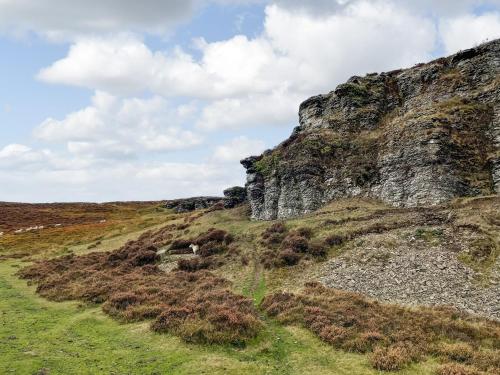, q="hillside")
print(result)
[1,196,499,374]
[1,39,500,375]
[242,38,500,220]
